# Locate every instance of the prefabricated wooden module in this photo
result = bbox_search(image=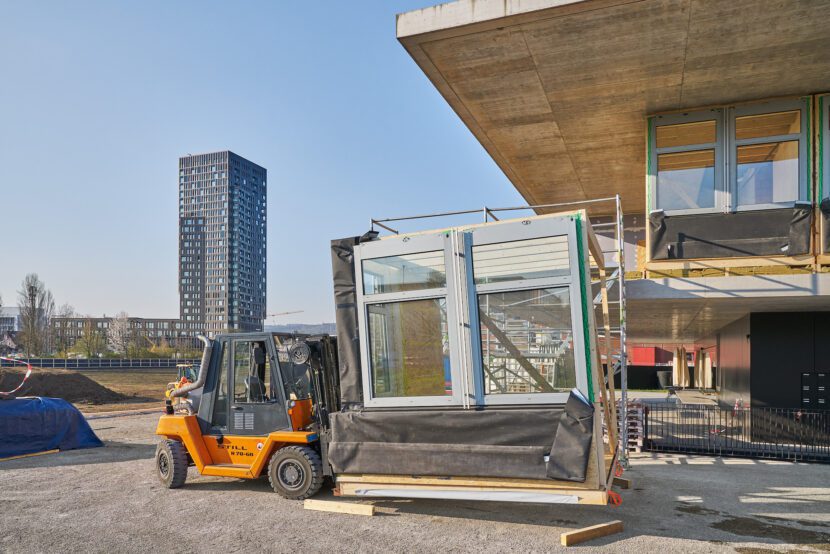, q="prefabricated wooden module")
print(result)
[329,209,622,505]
